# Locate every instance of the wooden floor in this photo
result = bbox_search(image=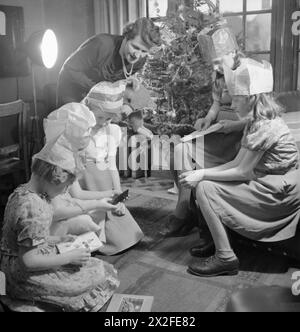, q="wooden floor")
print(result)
[98,176,299,312]
[0,175,298,312]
